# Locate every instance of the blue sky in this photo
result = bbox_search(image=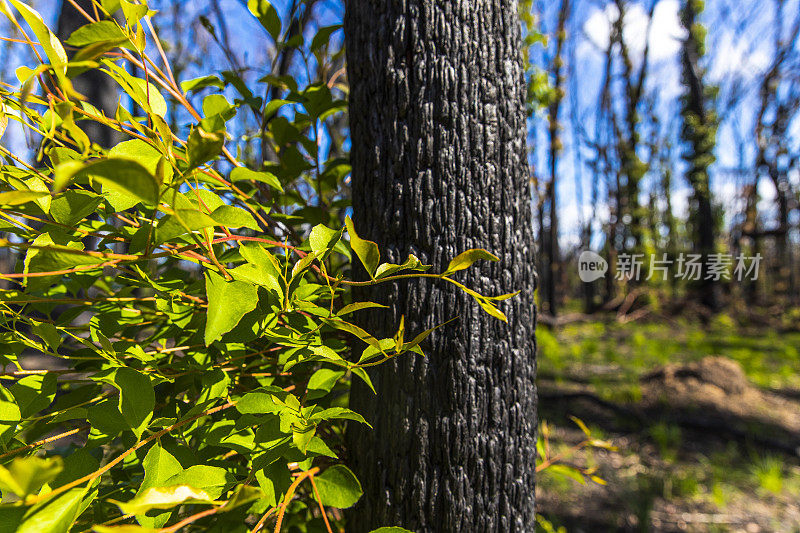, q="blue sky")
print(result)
[531,0,800,246]
[2,0,798,250]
